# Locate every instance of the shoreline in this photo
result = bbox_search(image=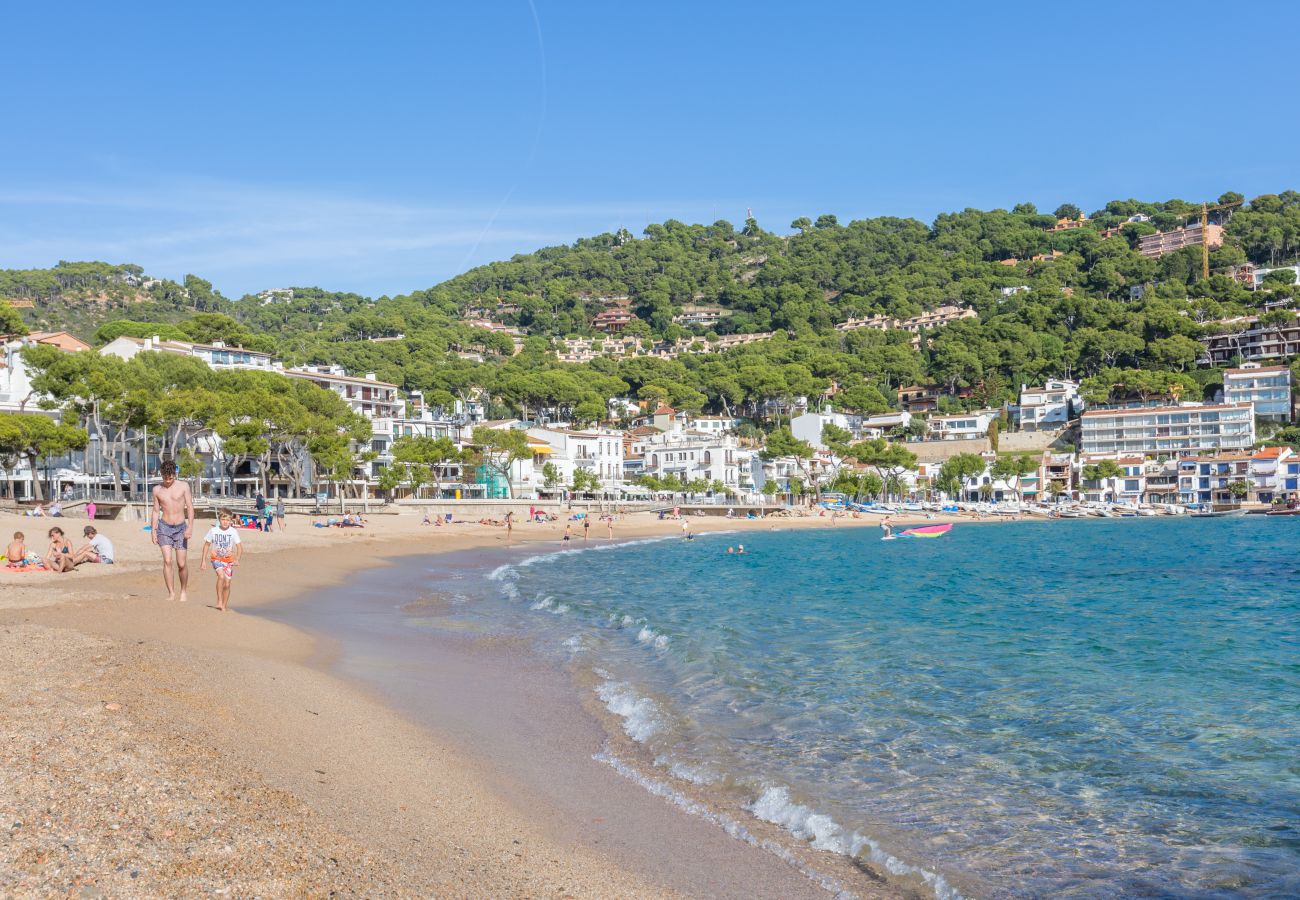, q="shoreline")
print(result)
[2,509,947,897]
